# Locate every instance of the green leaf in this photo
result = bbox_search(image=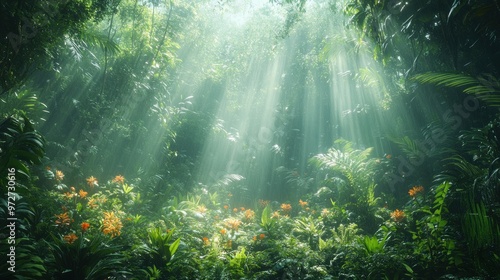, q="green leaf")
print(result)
[261,205,271,227]
[169,238,181,256]
[402,263,414,274]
